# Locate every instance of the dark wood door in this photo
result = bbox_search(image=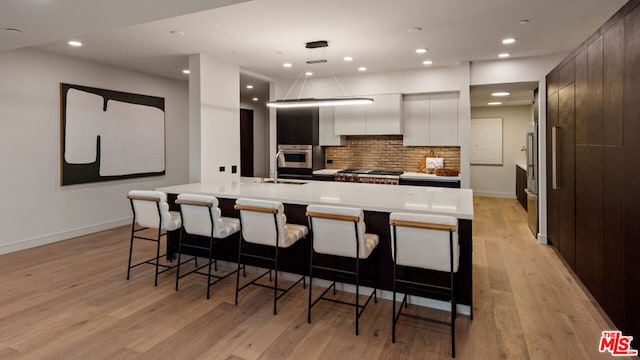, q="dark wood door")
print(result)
[557,83,576,269]
[240,109,254,177]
